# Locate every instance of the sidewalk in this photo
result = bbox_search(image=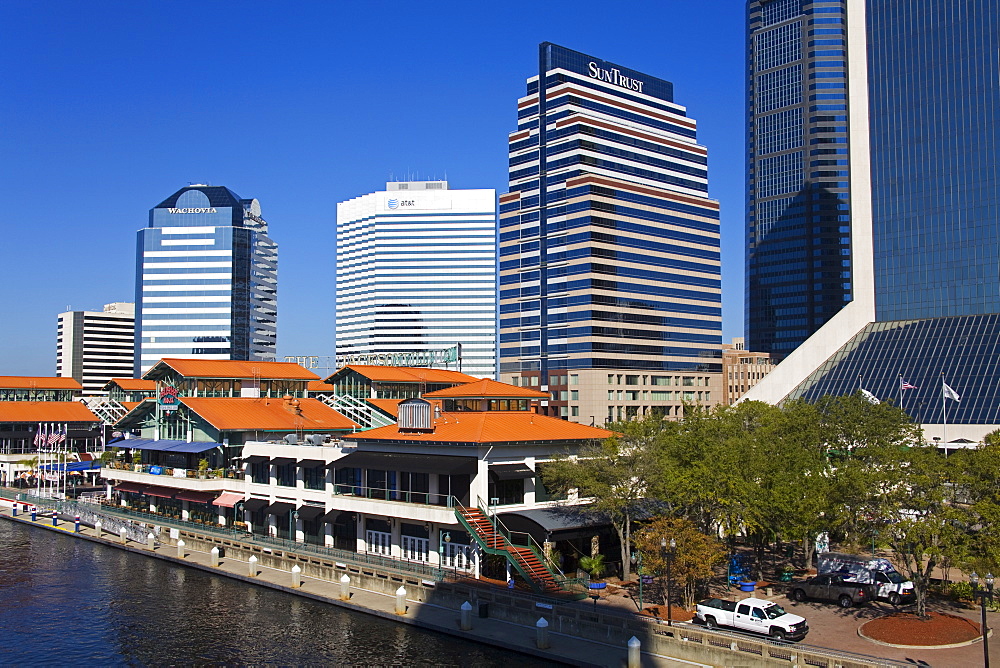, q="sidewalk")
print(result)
[0,506,705,668]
